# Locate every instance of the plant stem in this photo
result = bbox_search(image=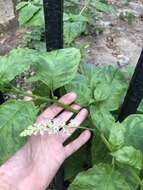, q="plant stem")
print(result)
[3,86,78,113]
[100,133,112,152]
[79,0,90,15]
[71,126,95,132]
